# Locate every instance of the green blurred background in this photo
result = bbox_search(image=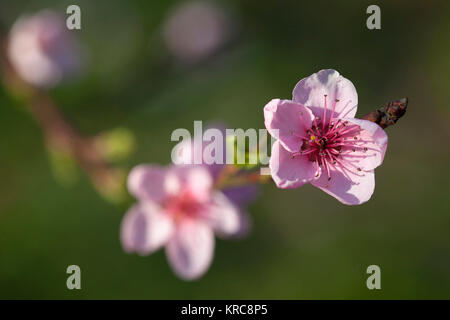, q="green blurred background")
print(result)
[1,0,449,299]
